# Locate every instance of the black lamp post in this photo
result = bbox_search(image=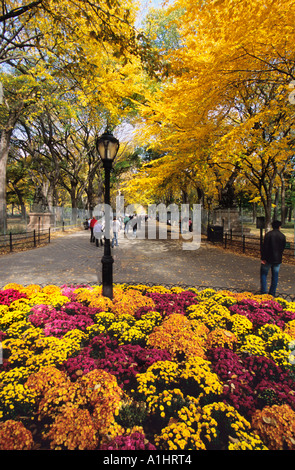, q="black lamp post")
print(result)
[96,130,120,299]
